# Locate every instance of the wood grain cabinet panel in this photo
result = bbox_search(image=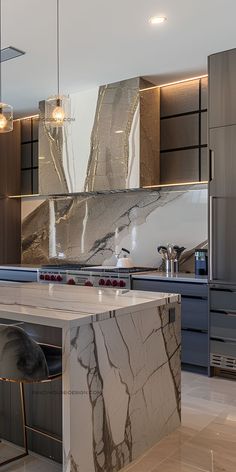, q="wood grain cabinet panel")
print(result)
[209,48,236,128]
